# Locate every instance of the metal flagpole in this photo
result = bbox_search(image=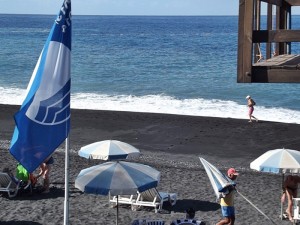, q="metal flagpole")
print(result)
[64,136,70,225]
